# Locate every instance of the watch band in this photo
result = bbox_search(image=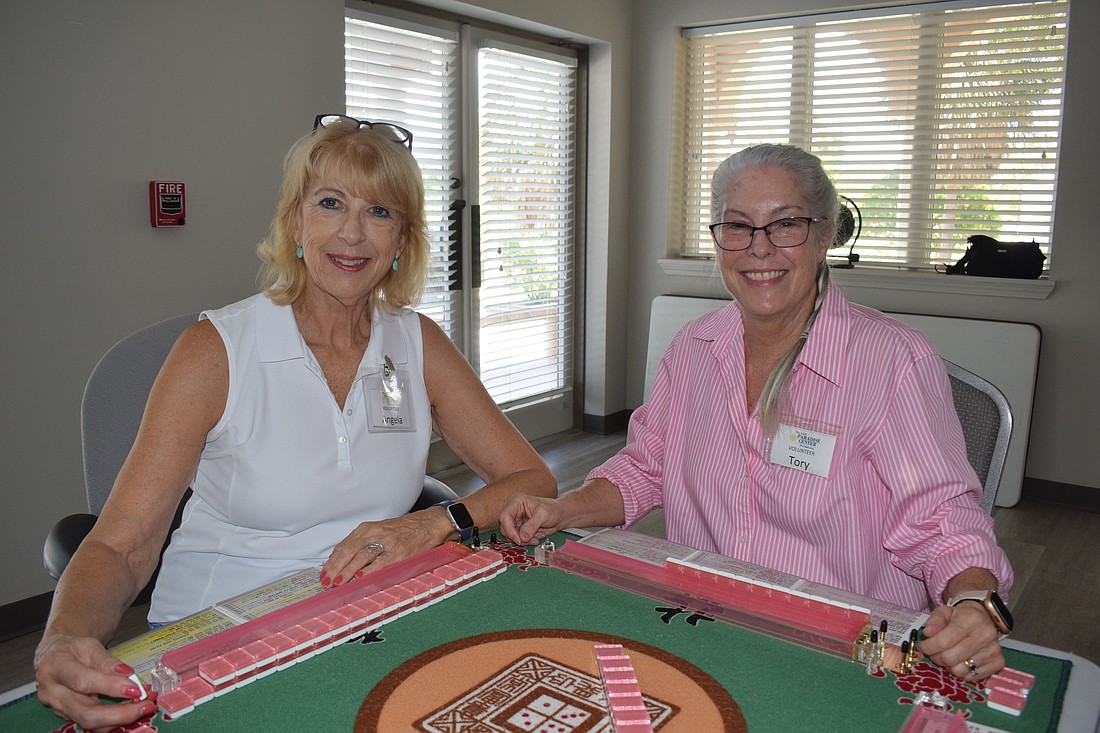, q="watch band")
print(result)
[947,590,1013,637]
[436,500,476,542]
